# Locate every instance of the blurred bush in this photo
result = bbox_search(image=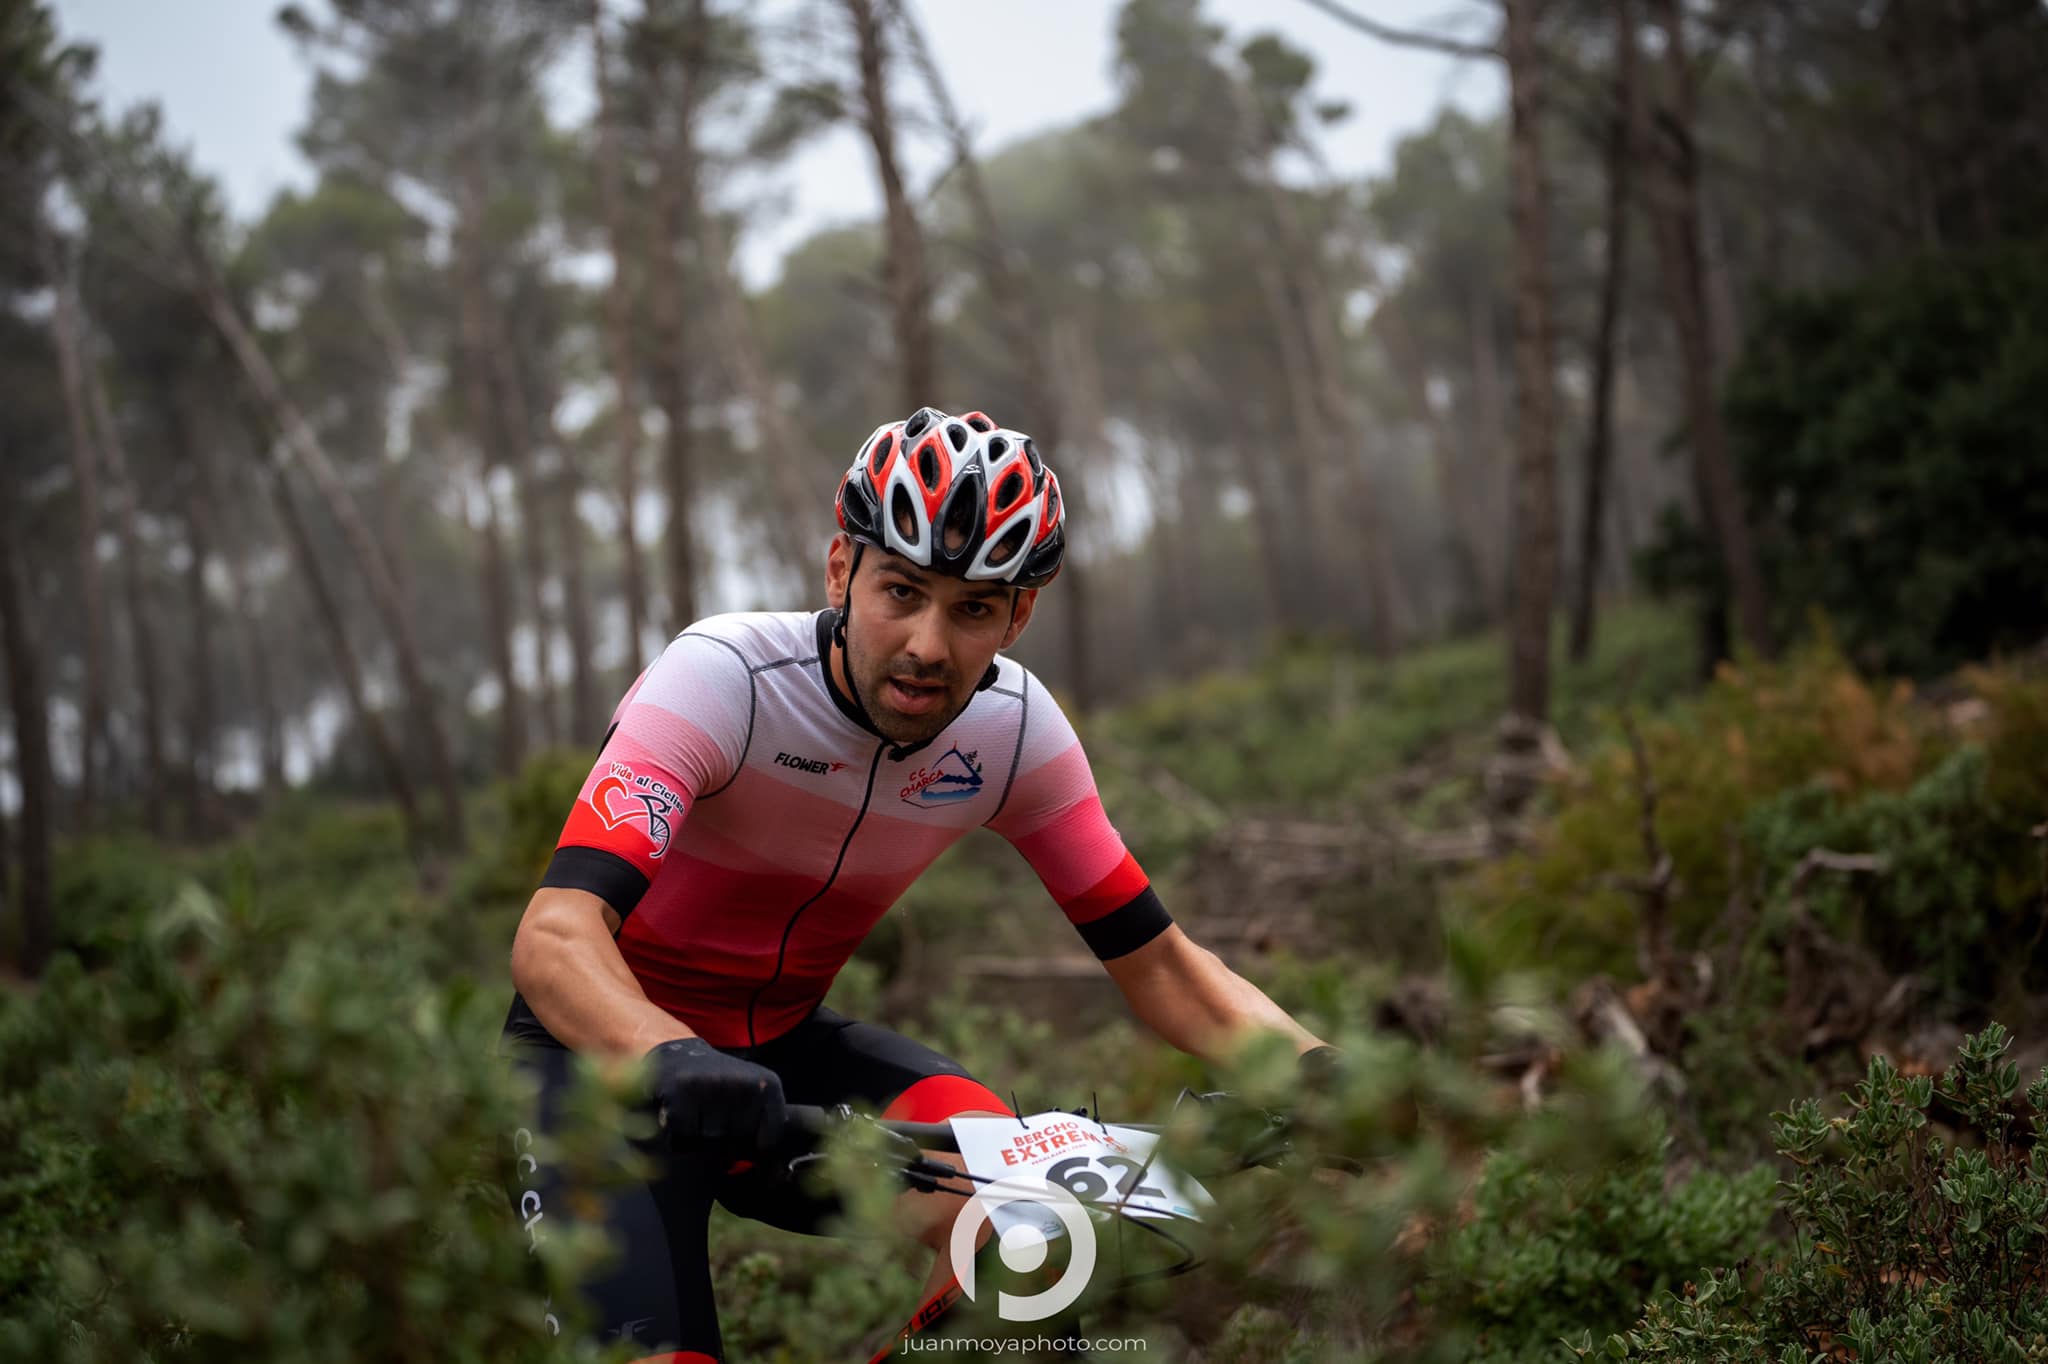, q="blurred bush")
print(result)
[0,800,635,1361]
[1595,1025,2048,1363]
[1428,1127,1773,1363]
